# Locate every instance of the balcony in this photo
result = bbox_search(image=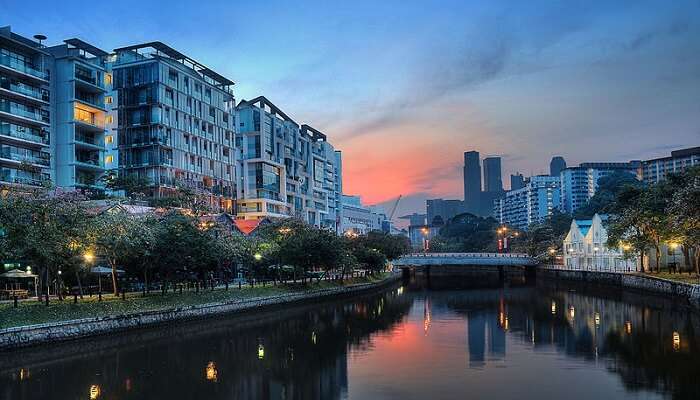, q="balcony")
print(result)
[75,92,104,109]
[0,79,49,104]
[74,157,104,171]
[74,132,104,149]
[76,174,102,189]
[74,68,105,93]
[0,101,49,126]
[0,123,49,146]
[73,107,105,131]
[0,167,47,186]
[0,55,48,81]
[0,148,50,167]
